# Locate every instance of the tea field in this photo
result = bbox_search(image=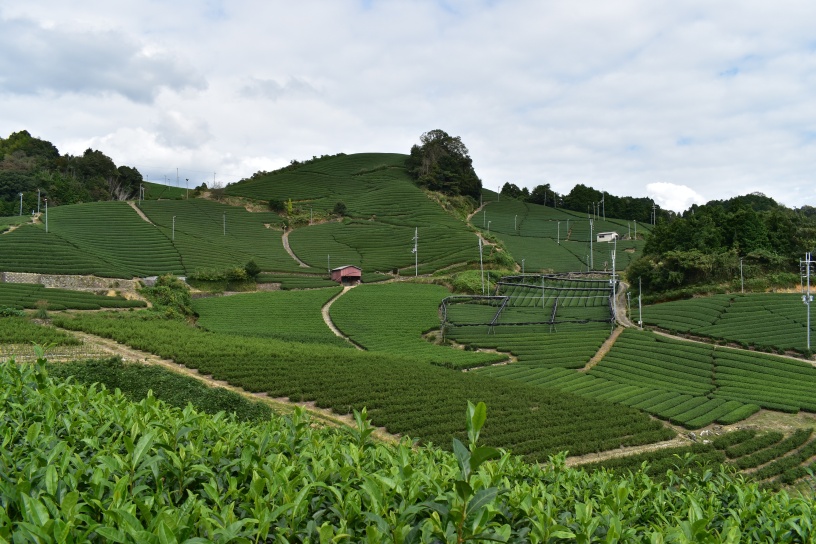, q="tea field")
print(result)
[476,197,648,273]
[0,282,145,310]
[643,293,815,354]
[51,312,673,460]
[329,282,504,368]
[4,360,813,542]
[192,287,349,346]
[228,153,481,274]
